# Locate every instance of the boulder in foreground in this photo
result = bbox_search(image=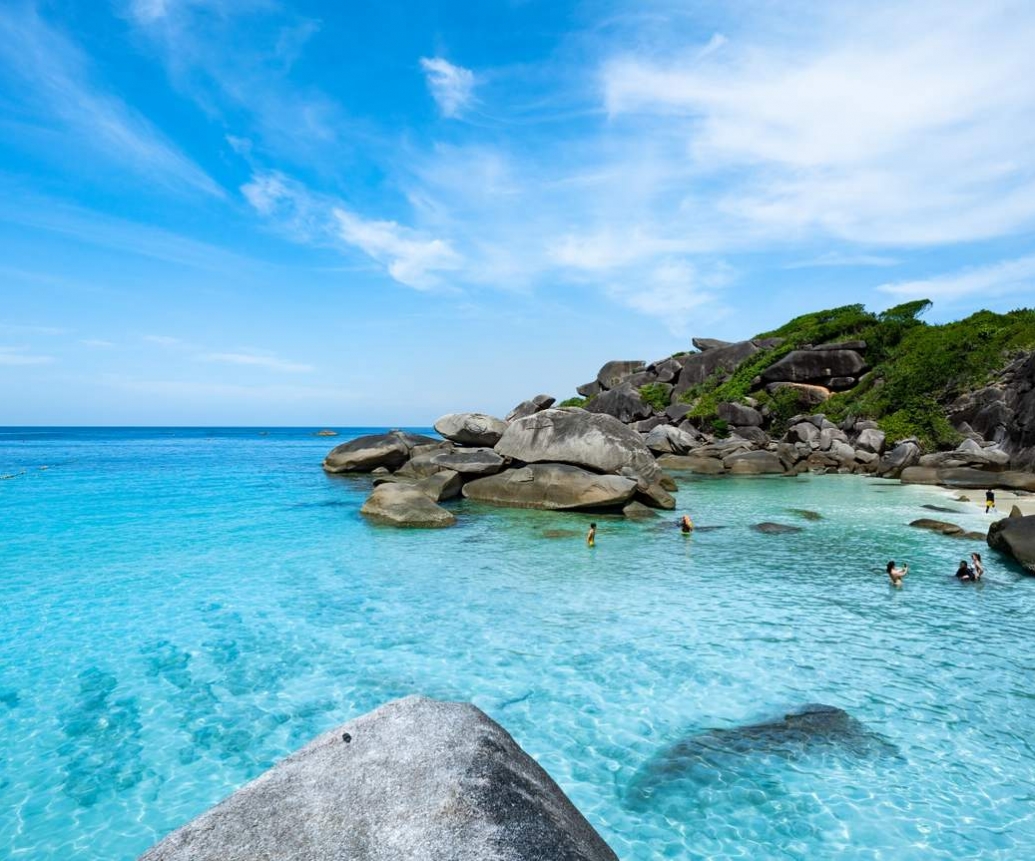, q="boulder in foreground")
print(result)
[988,514,1035,573]
[323,431,439,474]
[360,483,456,528]
[139,695,618,861]
[463,464,638,510]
